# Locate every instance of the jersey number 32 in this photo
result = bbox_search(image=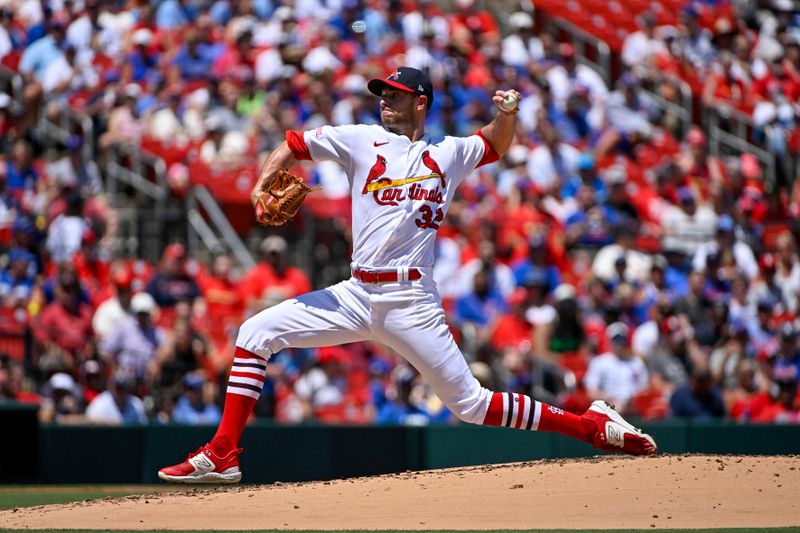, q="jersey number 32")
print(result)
[415,205,444,230]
